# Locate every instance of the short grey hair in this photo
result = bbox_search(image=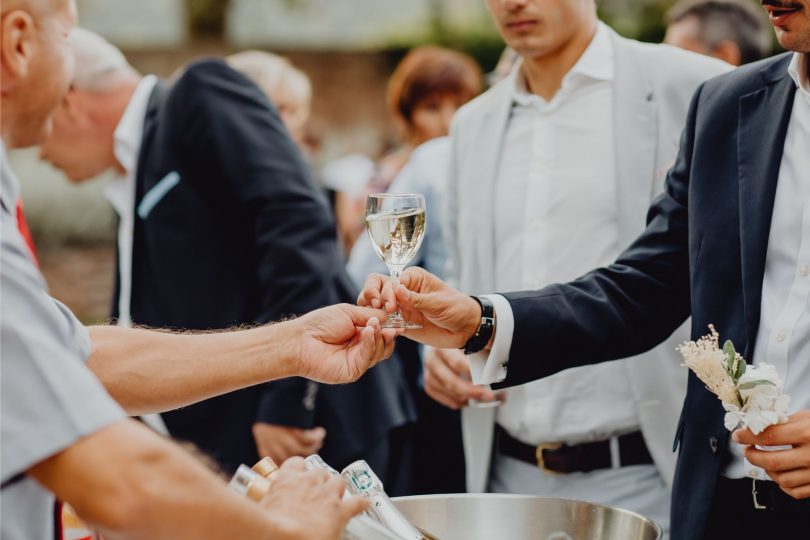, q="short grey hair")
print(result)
[666,0,772,64]
[226,50,312,107]
[69,27,139,91]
